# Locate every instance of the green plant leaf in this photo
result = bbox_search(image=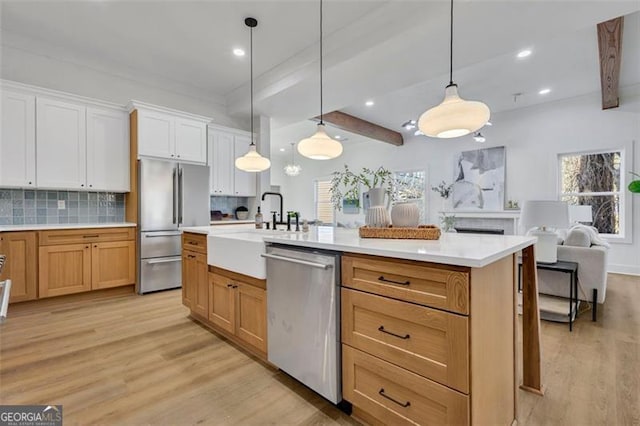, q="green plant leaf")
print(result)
[629,180,640,193]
